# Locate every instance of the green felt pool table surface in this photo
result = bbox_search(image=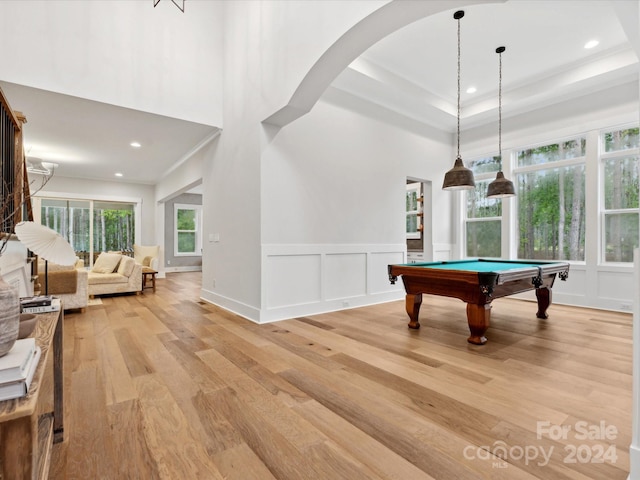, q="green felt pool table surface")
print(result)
[396,259,562,272]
